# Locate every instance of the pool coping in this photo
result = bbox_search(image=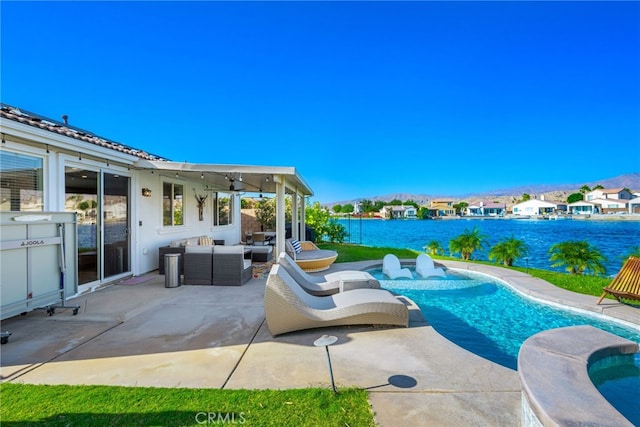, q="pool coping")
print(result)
[518,325,638,427]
